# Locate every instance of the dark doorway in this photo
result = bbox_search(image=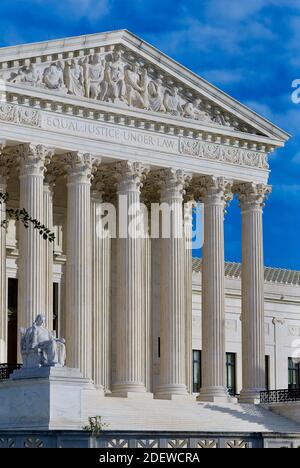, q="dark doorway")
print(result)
[226,352,236,396]
[53,282,59,334]
[7,278,18,364]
